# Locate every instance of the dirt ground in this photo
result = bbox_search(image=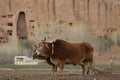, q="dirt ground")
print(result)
[0,51,119,80]
[0,65,120,80]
